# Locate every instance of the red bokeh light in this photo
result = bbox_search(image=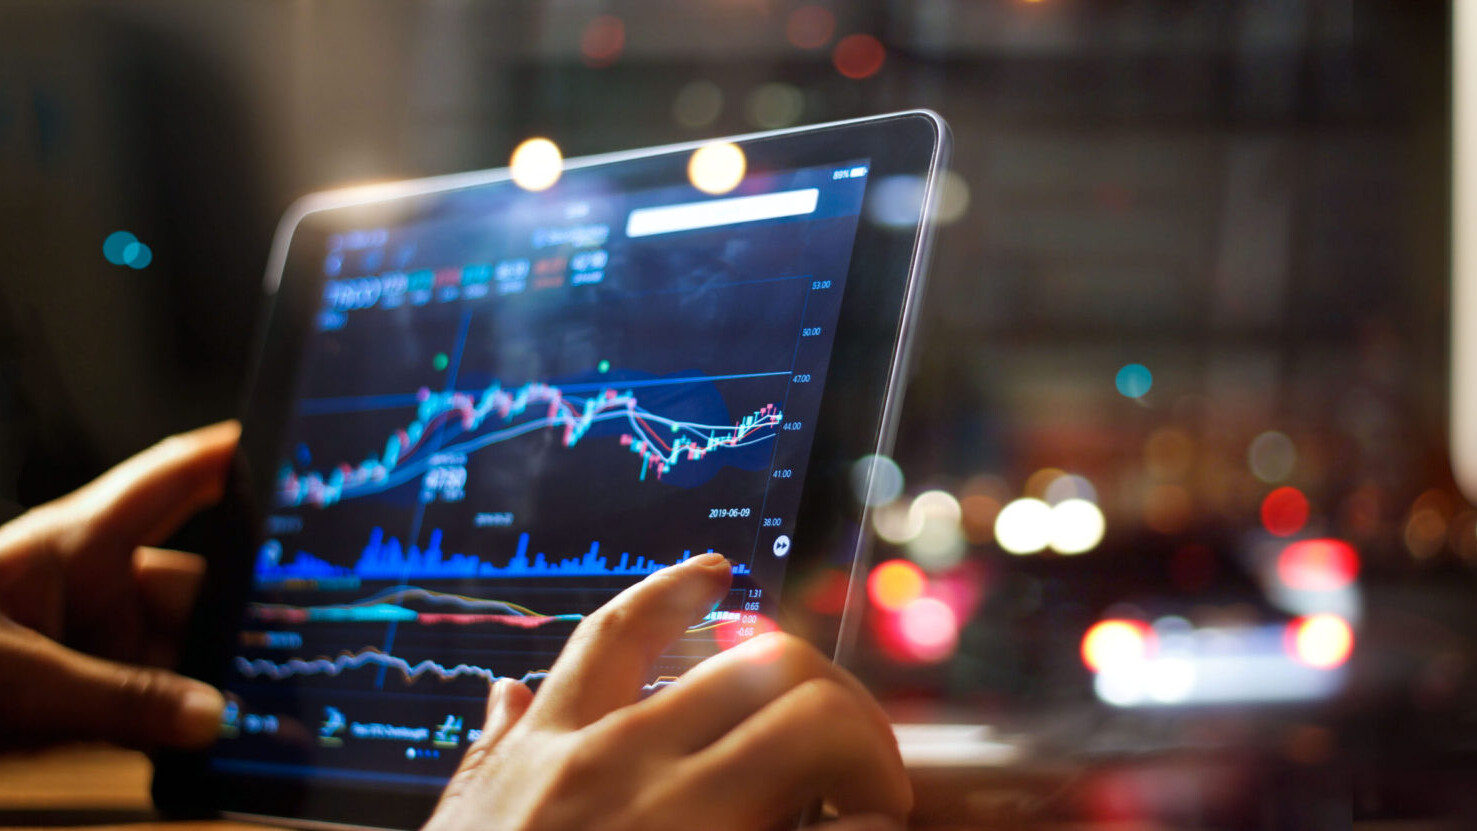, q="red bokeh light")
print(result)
[714,612,779,652]
[580,15,625,67]
[832,34,886,80]
[786,5,835,50]
[1277,538,1360,591]
[895,597,959,663]
[1286,614,1354,669]
[1261,486,1310,537]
